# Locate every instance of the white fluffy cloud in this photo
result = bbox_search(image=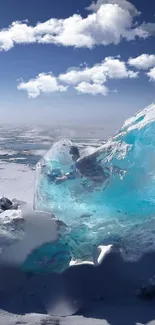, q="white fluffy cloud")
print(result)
[18,57,138,97]
[86,0,140,17]
[17,73,67,98]
[75,82,108,95]
[128,54,155,70]
[147,67,155,81]
[59,57,138,85]
[0,0,154,51]
[0,21,35,51]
